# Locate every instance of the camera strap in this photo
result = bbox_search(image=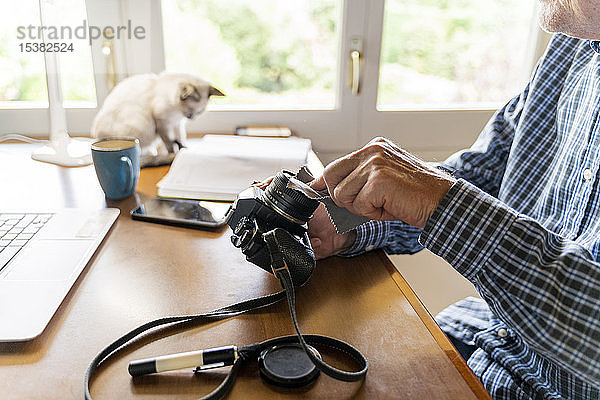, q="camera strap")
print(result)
[84,231,368,400]
[262,230,368,382]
